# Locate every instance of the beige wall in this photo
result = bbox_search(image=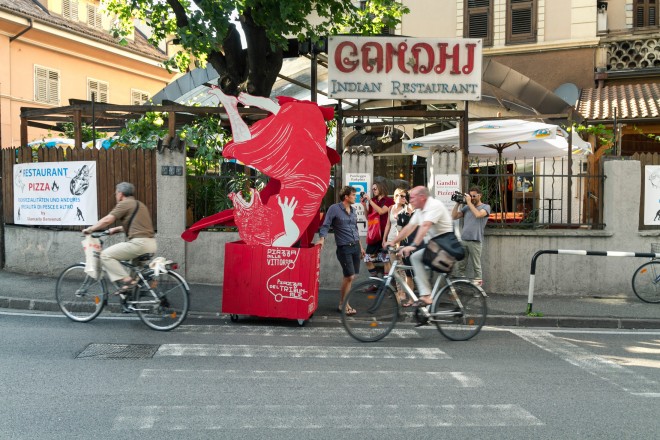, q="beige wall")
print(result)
[603,0,630,31]
[400,0,458,38]
[544,0,573,41]
[401,0,598,50]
